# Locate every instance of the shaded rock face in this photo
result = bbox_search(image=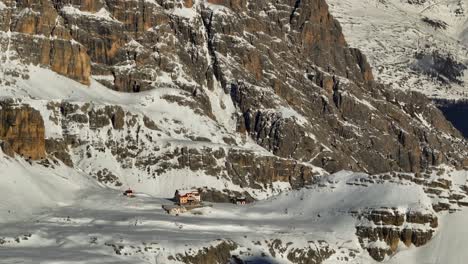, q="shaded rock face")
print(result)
[0,101,46,160]
[198,188,255,203]
[355,208,437,261]
[0,0,466,176]
[42,100,323,191]
[202,0,465,174]
[149,146,319,189]
[45,138,73,166]
[172,239,335,264]
[173,241,237,264]
[267,239,335,264]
